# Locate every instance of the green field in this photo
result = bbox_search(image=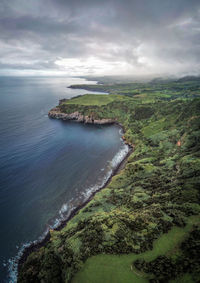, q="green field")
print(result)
[64,94,126,106]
